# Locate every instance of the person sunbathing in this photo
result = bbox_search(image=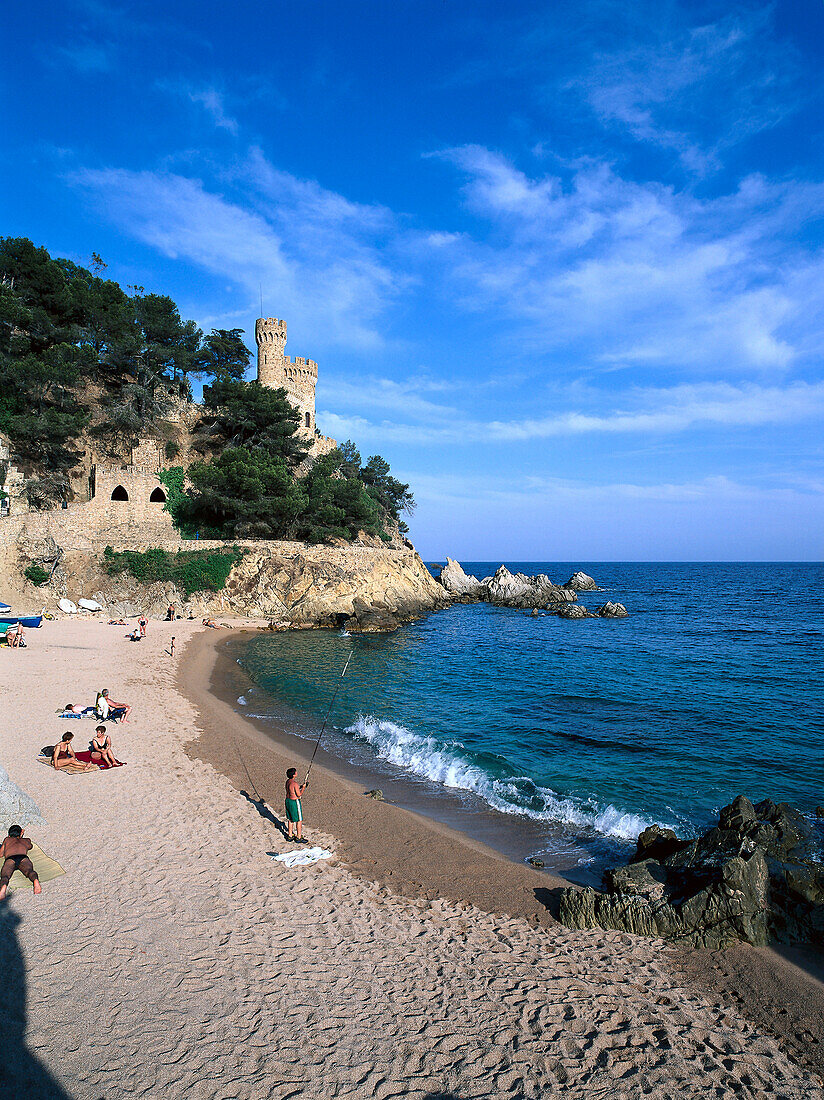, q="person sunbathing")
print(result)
[8,624,25,648]
[202,618,218,628]
[96,688,131,722]
[64,702,97,716]
[90,725,123,767]
[0,825,41,899]
[52,732,96,771]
